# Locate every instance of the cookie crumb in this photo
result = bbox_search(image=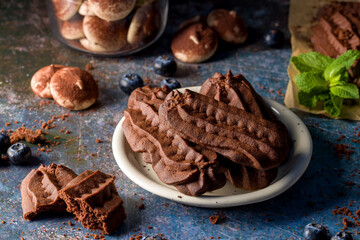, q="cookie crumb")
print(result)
[209,215,219,224]
[86,63,94,70]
